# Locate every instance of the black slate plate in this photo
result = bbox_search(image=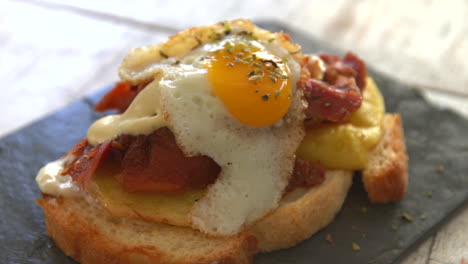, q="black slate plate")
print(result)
[1,21,468,264]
